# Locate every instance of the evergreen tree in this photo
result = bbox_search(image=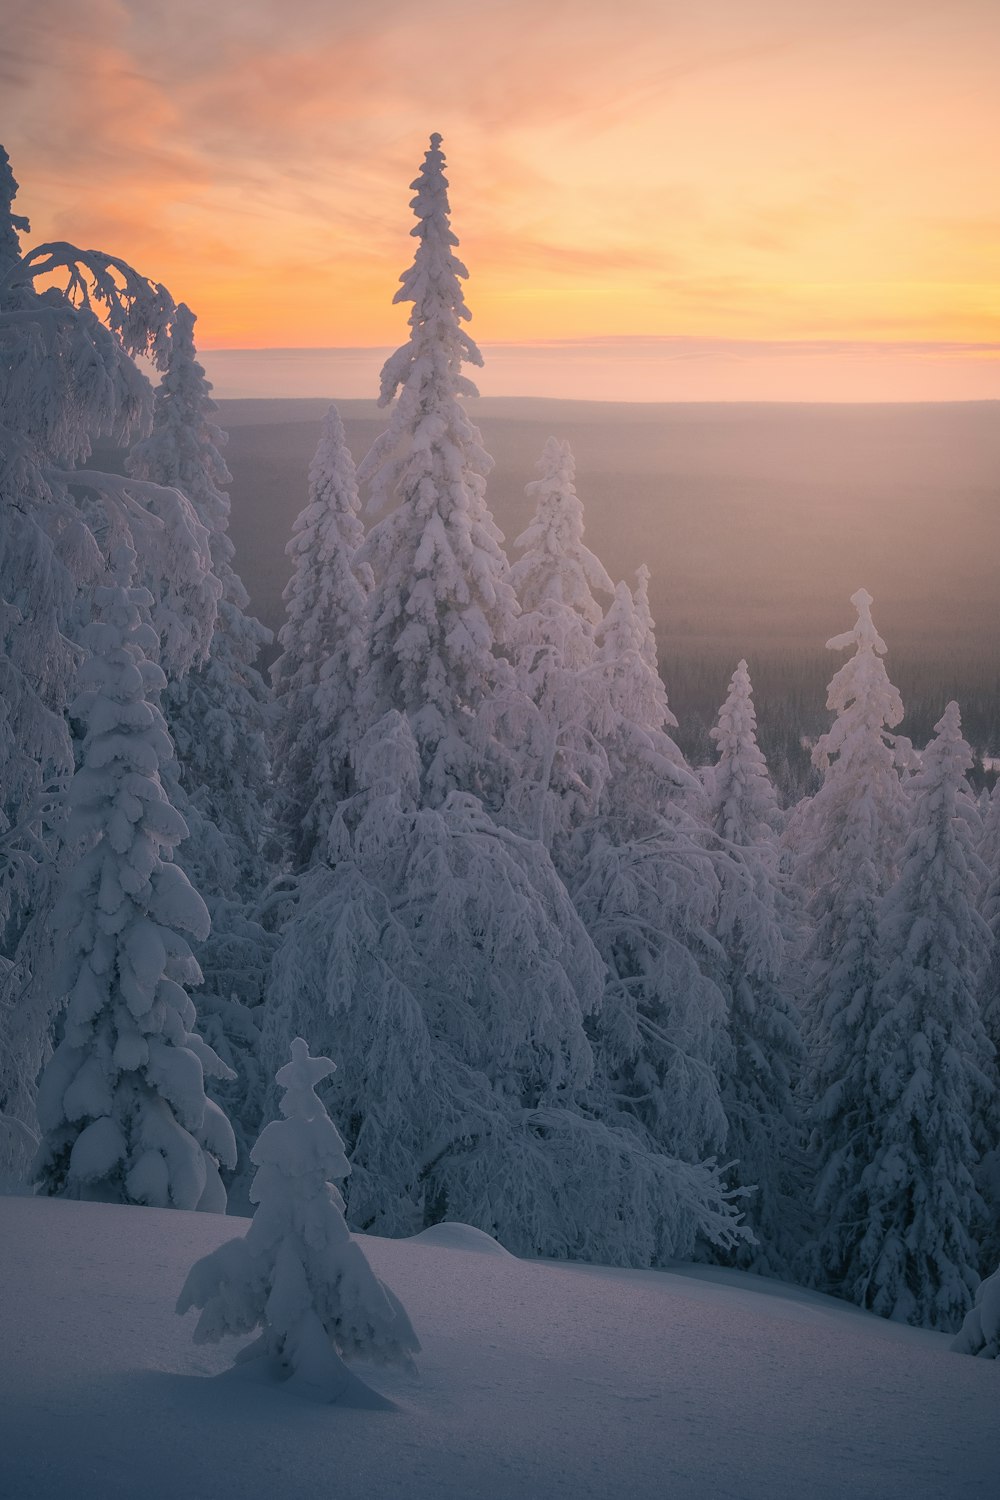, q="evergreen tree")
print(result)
[952,1263,1000,1358]
[263,714,743,1266]
[709,661,783,844]
[0,145,212,1180]
[127,302,272,897]
[976,780,1000,1264]
[790,588,910,911]
[828,705,992,1329]
[800,591,914,1291]
[34,553,236,1209]
[706,661,804,1273]
[356,134,517,803]
[488,437,613,844]
[793,589,910,1057]
[177,1037,419,1402]
[509,437,612,622]
[271,404,370,867]
[126,302,277,1203]
[573,818,731,1171]
[570,569,730,1181]
[592,571,690,831]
